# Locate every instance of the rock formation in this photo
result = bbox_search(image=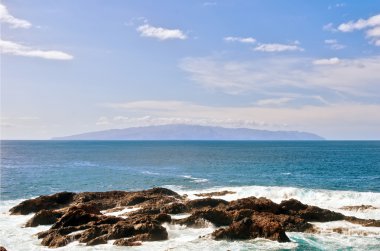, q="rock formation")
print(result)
[9,187,380,247]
